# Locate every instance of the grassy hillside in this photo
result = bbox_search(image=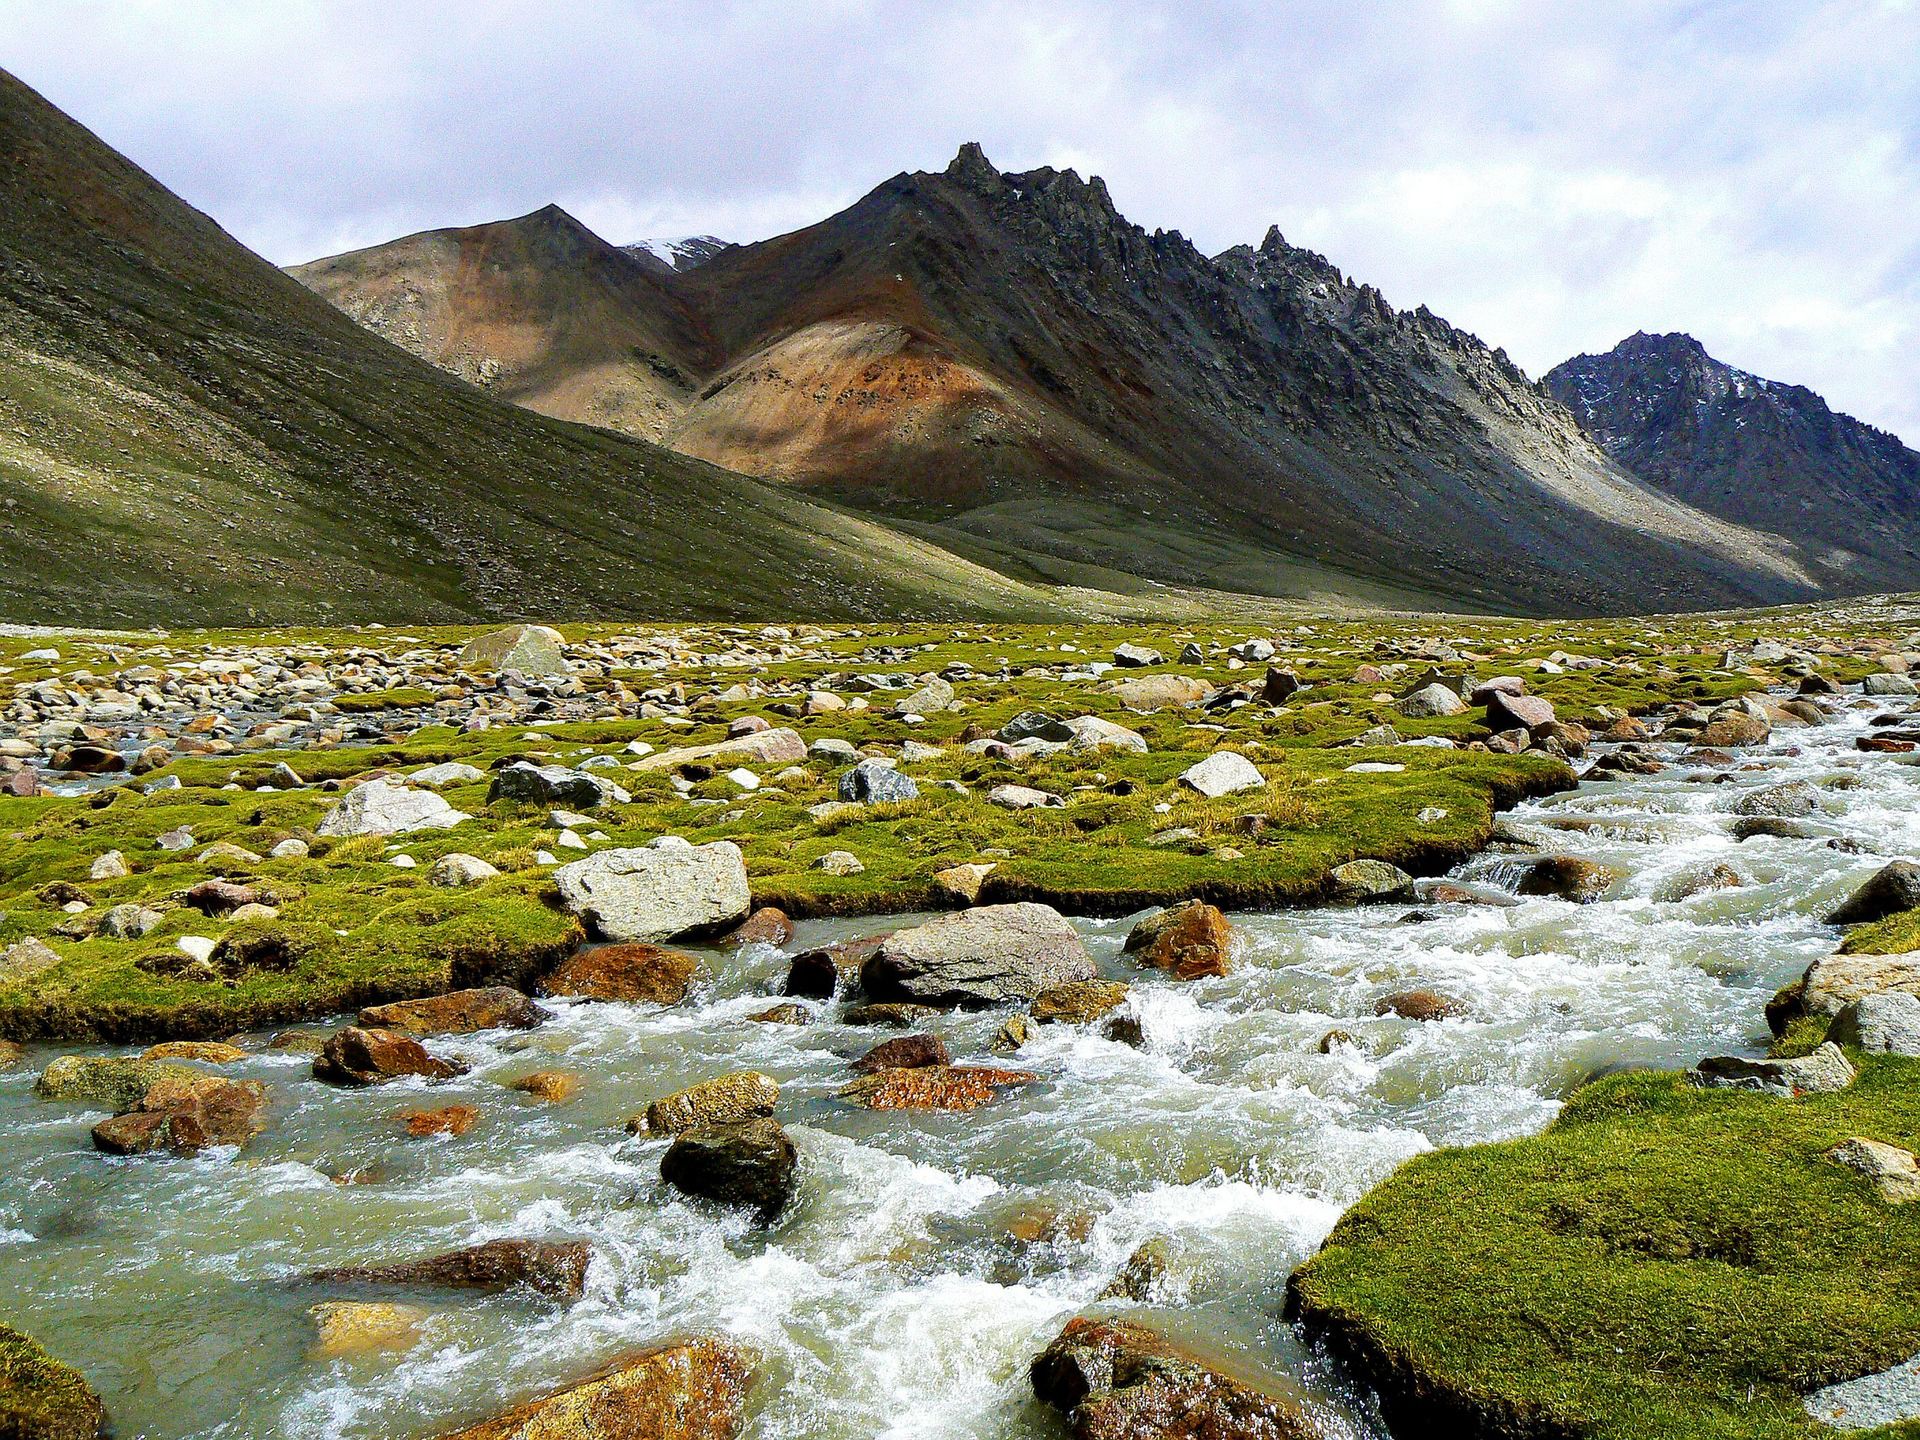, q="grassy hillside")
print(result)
[0,69,1089,626]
